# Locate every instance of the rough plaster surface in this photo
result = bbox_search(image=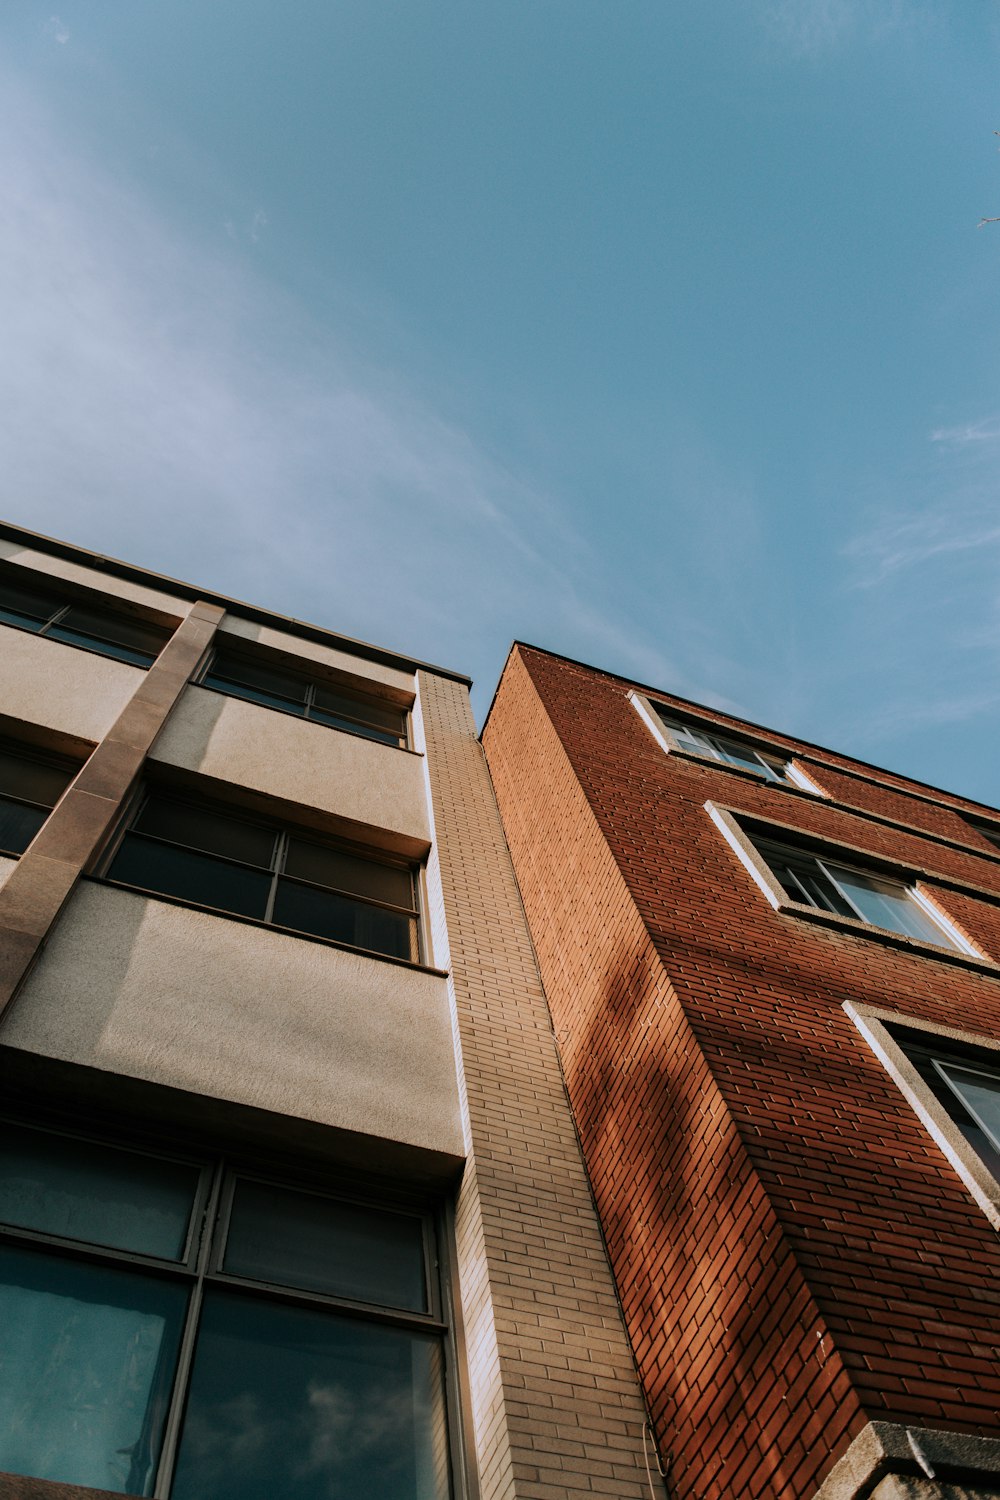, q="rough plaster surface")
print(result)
[218,617,415,694]
[151,685,429,844]
[0,627,140,744]
[6,882,462,1154]
[0,543,189,618]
